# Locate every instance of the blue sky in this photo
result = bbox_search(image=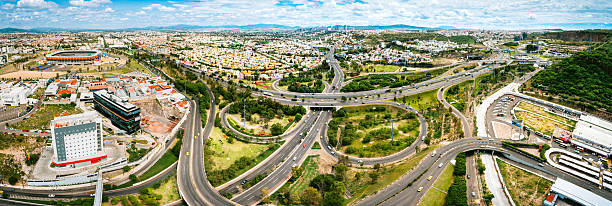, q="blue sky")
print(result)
[1,0,610,30]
